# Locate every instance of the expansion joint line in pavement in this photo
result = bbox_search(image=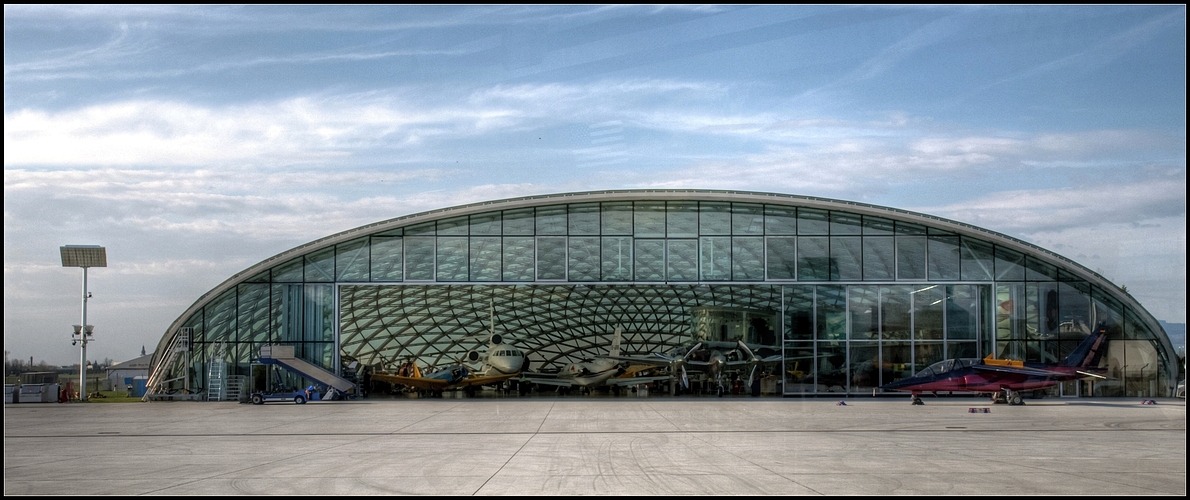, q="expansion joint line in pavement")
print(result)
[471,401,557,495]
